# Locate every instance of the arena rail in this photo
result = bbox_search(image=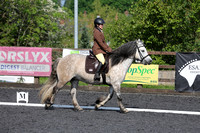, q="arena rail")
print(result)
[52,48,176,69]
[148,51,176,69]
